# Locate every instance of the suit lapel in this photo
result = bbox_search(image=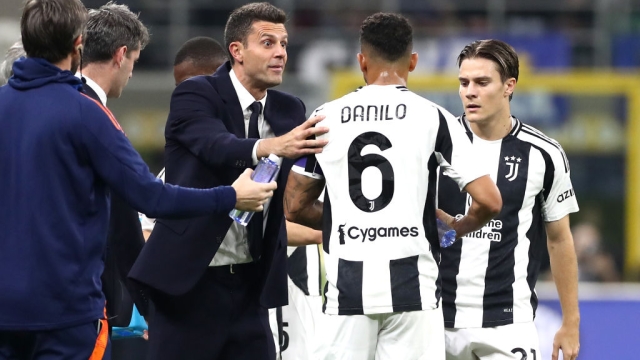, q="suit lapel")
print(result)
[264,93,296,137]
[212,62,246,138]
[82,83,101,103]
